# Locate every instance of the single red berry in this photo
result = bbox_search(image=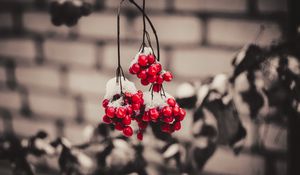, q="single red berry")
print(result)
[116,107,126,118]
[132,103,141,110]
[152,84,161,92]
[156,74,164,84]
[142,112,150,122]
[132,94,141,104]
[137,131,143,141]
[147,54,156,64]
[153,63,162,72]
[106,107,115,118]
[147,75,157,83]
[138,55,148,66]
[163,72,173,82]
[129,67,135,74]
[138,121,148,129]
[126,106,133,115]
[141,79,150,86]
[149,108,159,120]
[173,106,180,116]
[122,115,131,125]
[131,63,140,74]
[102,99,109,108]
[148,65,158,76]
[161,123,171,133]
[115,122,124,131]
[163,106,173,117]
[173,122,181,131]
[167,98,176,107]
[102,115,112,124]
[123,126,133,137]
[138,70,148,80]
[179,108,186,121]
